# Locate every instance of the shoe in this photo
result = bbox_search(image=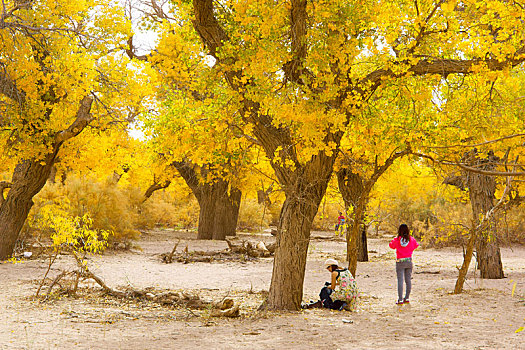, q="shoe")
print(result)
[338,303,347,311]
[403,298,410,304]
[396,300,404,305]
